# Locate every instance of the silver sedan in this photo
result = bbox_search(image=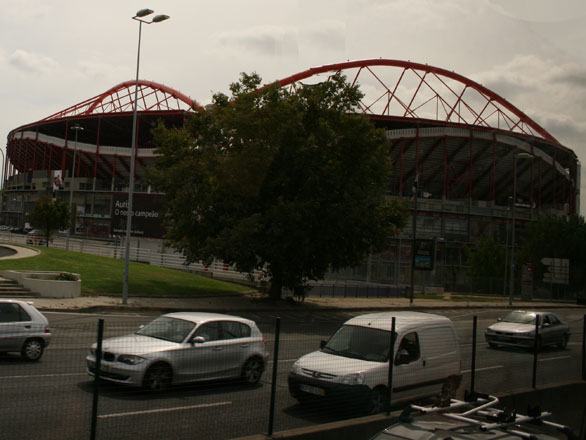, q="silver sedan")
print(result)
[485,310,570,351]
